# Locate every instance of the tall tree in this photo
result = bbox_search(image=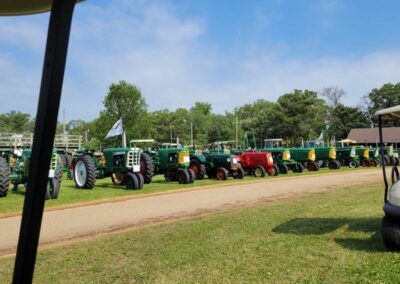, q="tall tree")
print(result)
[363,83,400,127]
